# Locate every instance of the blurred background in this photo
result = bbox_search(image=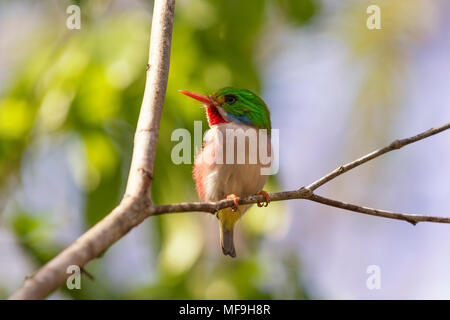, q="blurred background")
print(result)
[0,0,449,299]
